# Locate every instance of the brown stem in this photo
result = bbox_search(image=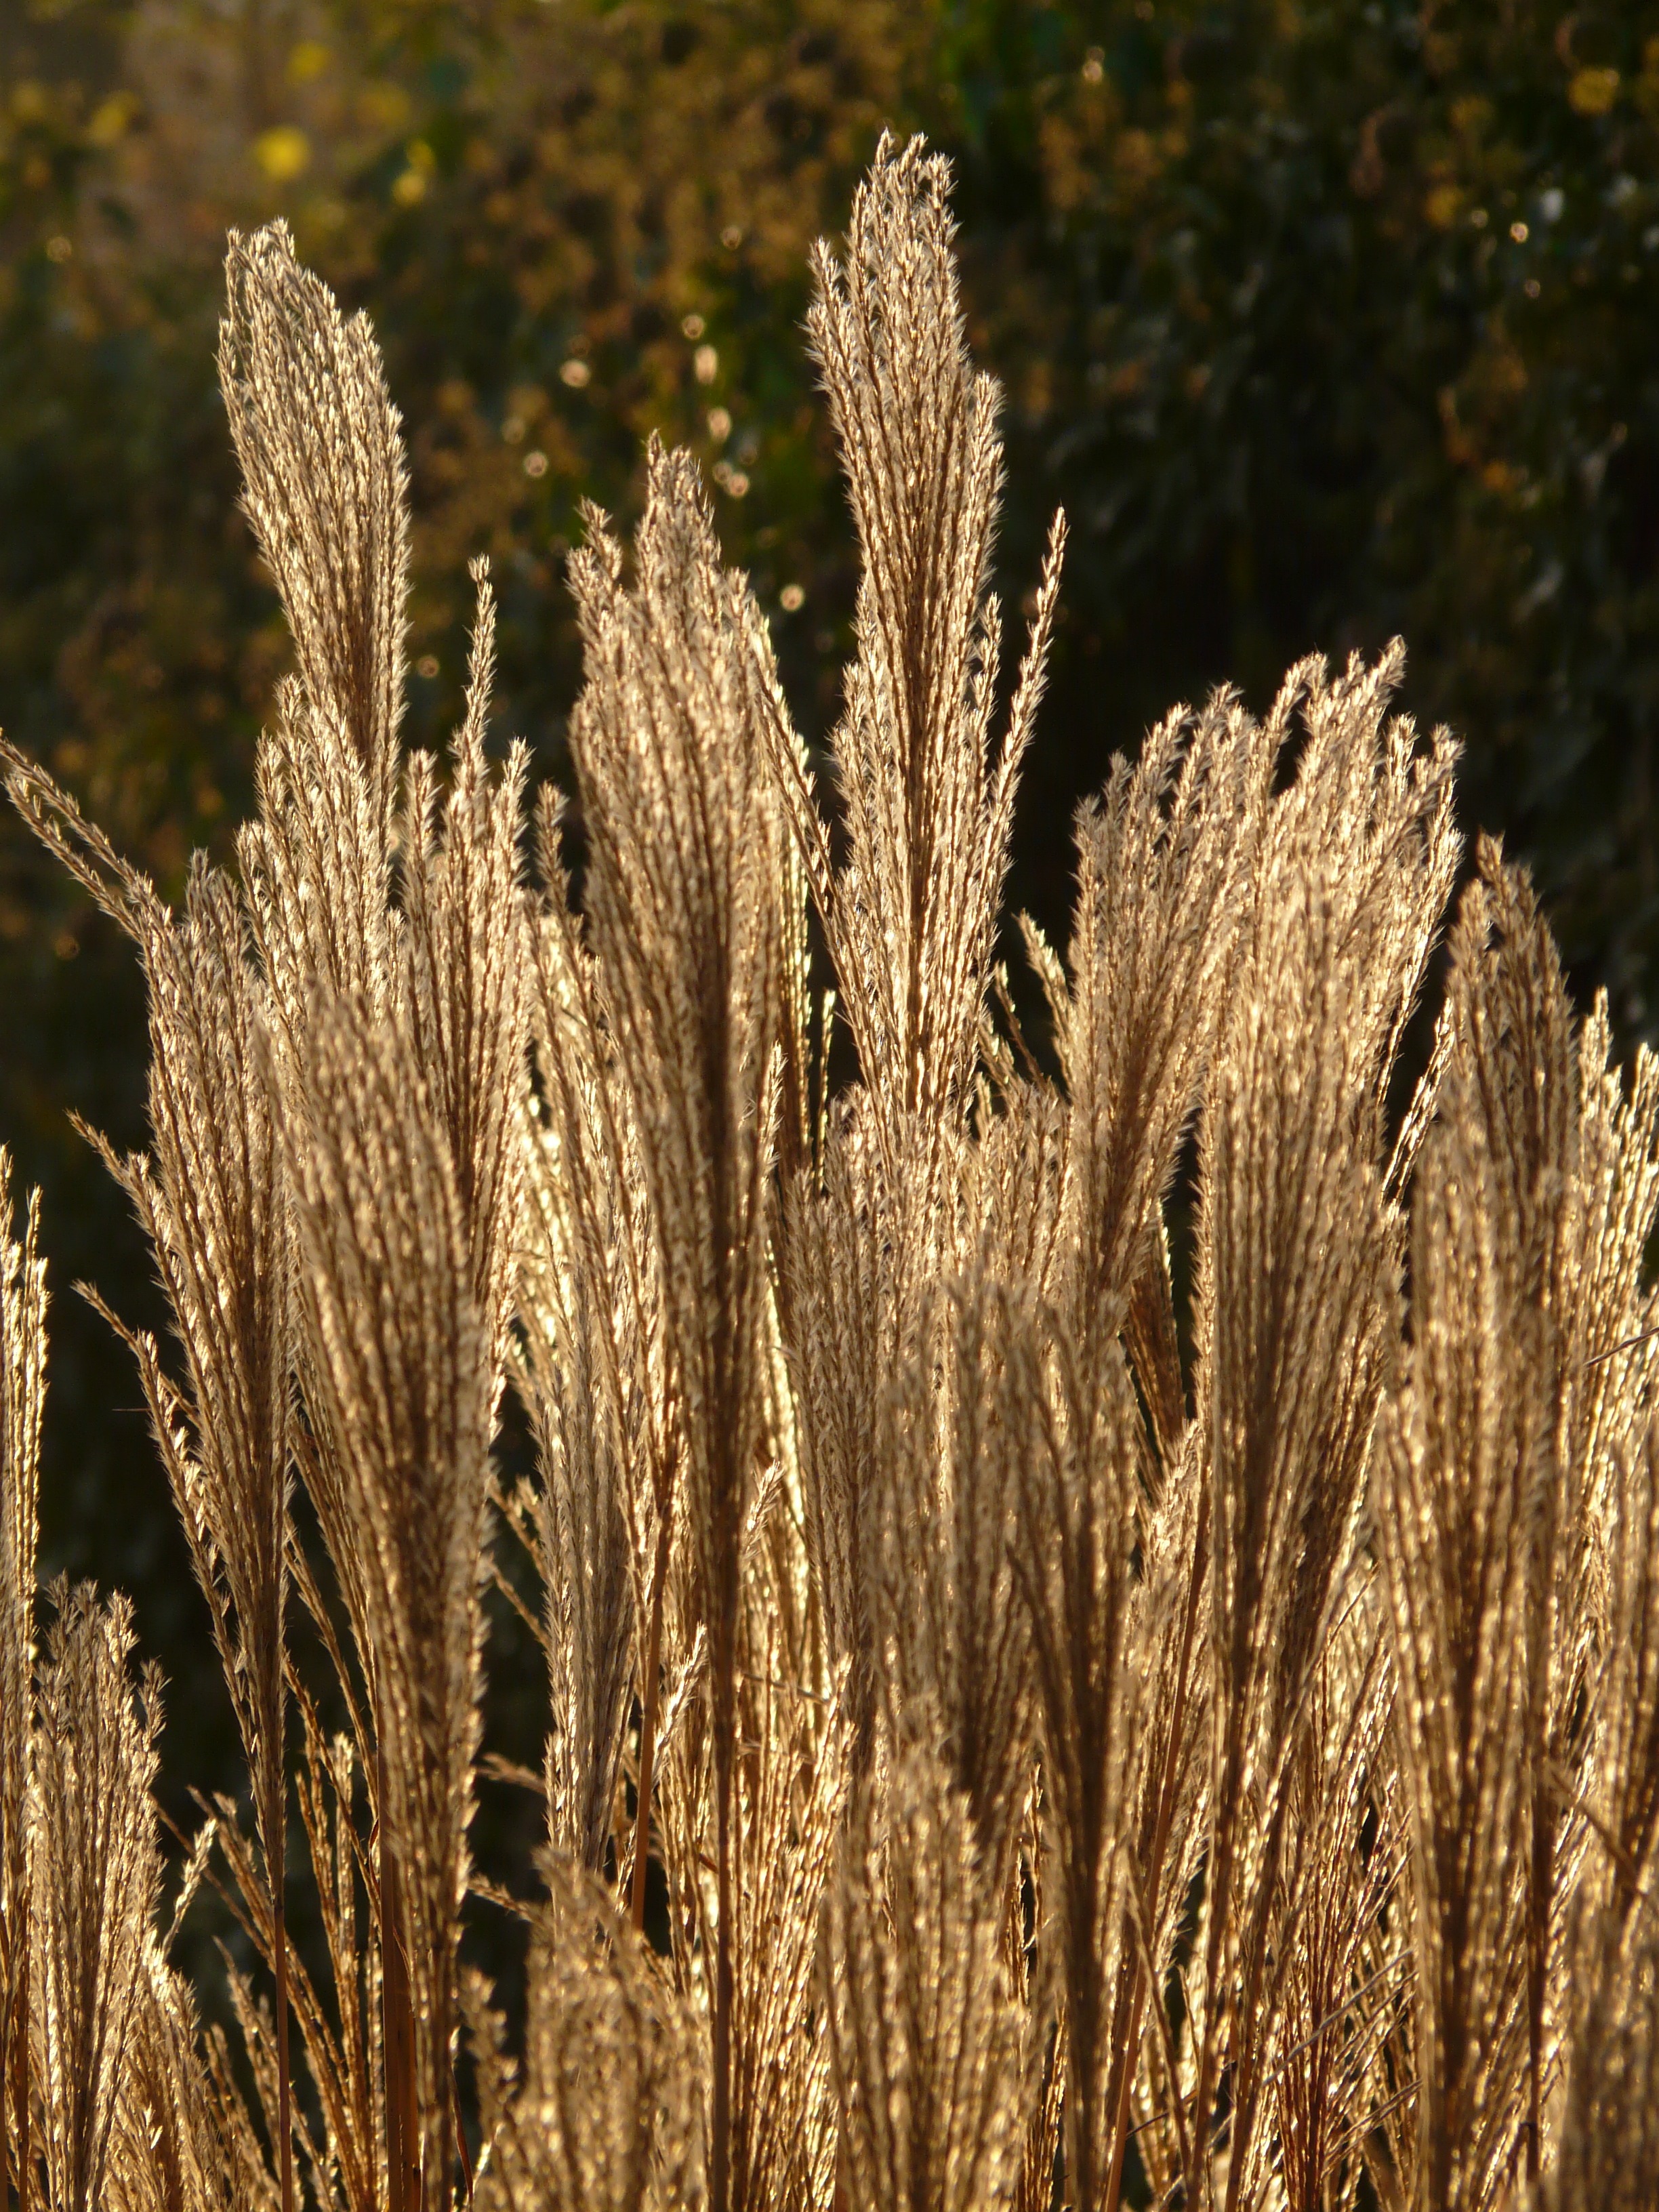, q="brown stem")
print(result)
[377,1737,420,2212]
[6,1952,29,2212]
[1103,1479,1210,2212]
[631,1513,671,1935]
[451,2047,475,2207]
[712,1675,735,2212]
[1103,1950,1147,2207]
[261,1702,294,2212]
[1522,1494,1557,2193]
[1526,1771,1553,2183]
[273,1879,295,2212]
